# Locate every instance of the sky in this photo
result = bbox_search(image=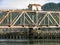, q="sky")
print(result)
[0,0,60,9]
